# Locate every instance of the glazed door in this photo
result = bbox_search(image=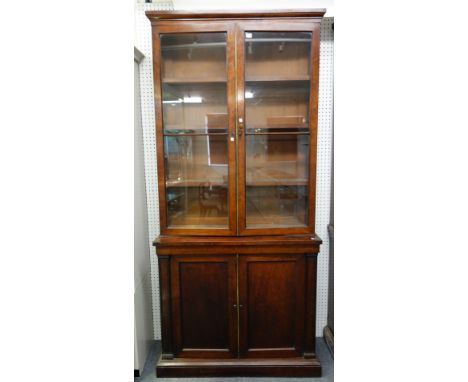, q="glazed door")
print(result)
[238,254,306,357]
[171,255,238,358]
[154,22,237,235]
[236,21,321,235]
